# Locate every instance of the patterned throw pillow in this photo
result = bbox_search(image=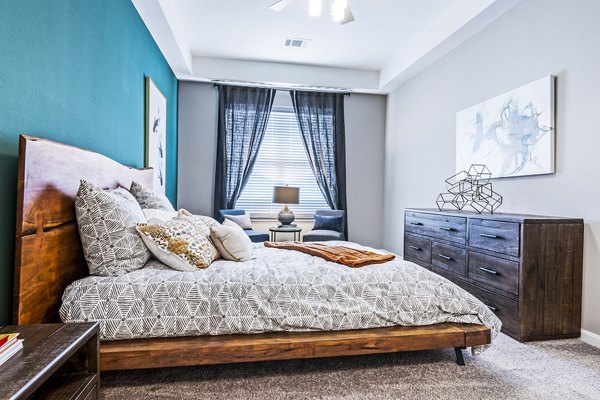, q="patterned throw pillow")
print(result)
[130,181,175,211]
[75,180,151,276]
[174,209,221,263]
[137,218,218,271]
[176,209,221,237]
